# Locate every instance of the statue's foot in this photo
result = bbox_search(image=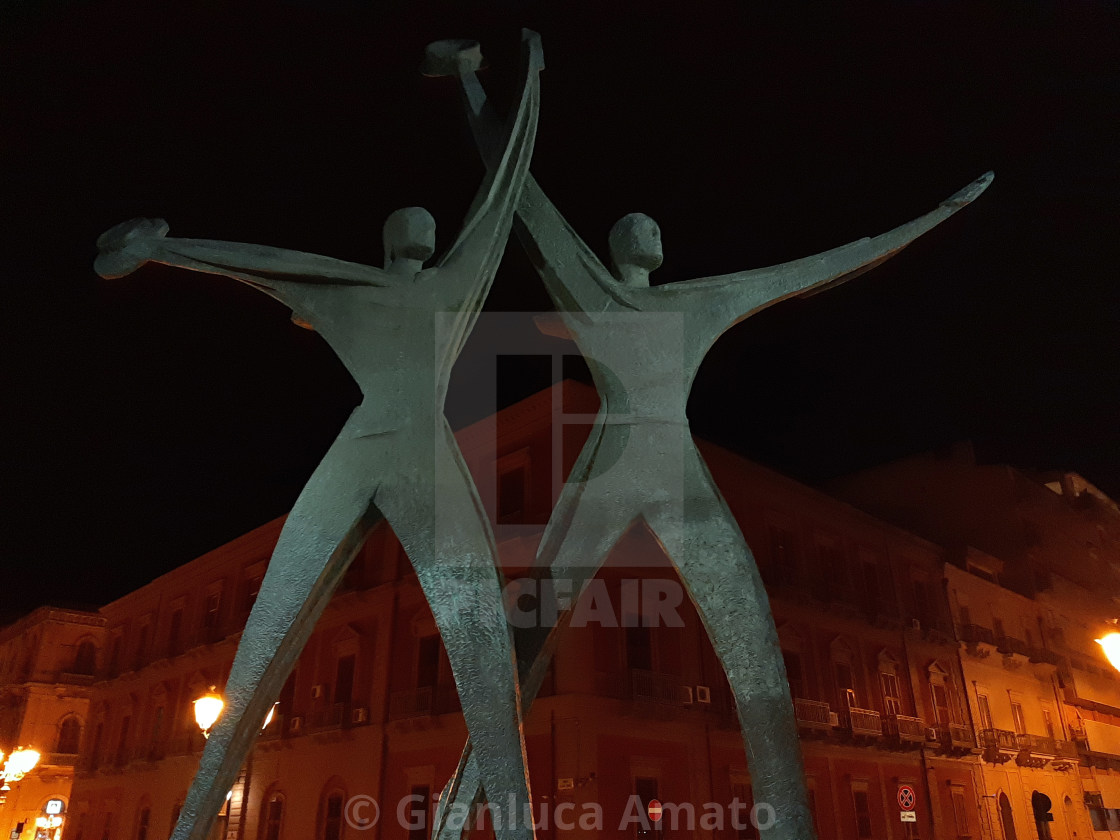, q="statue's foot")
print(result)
[421,39,485,77]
